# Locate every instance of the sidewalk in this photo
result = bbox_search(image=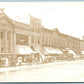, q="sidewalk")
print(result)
[0,60,84,73]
